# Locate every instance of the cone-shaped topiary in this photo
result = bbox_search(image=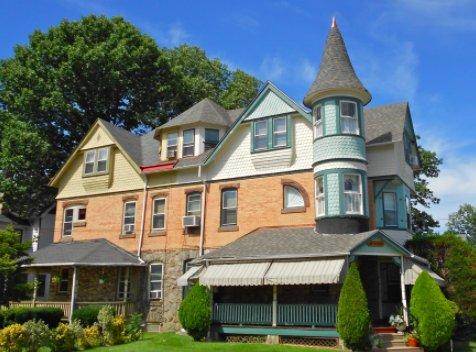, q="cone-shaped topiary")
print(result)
[337,262,371,351]
[178,284,211,341]
[410,271,456,351]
